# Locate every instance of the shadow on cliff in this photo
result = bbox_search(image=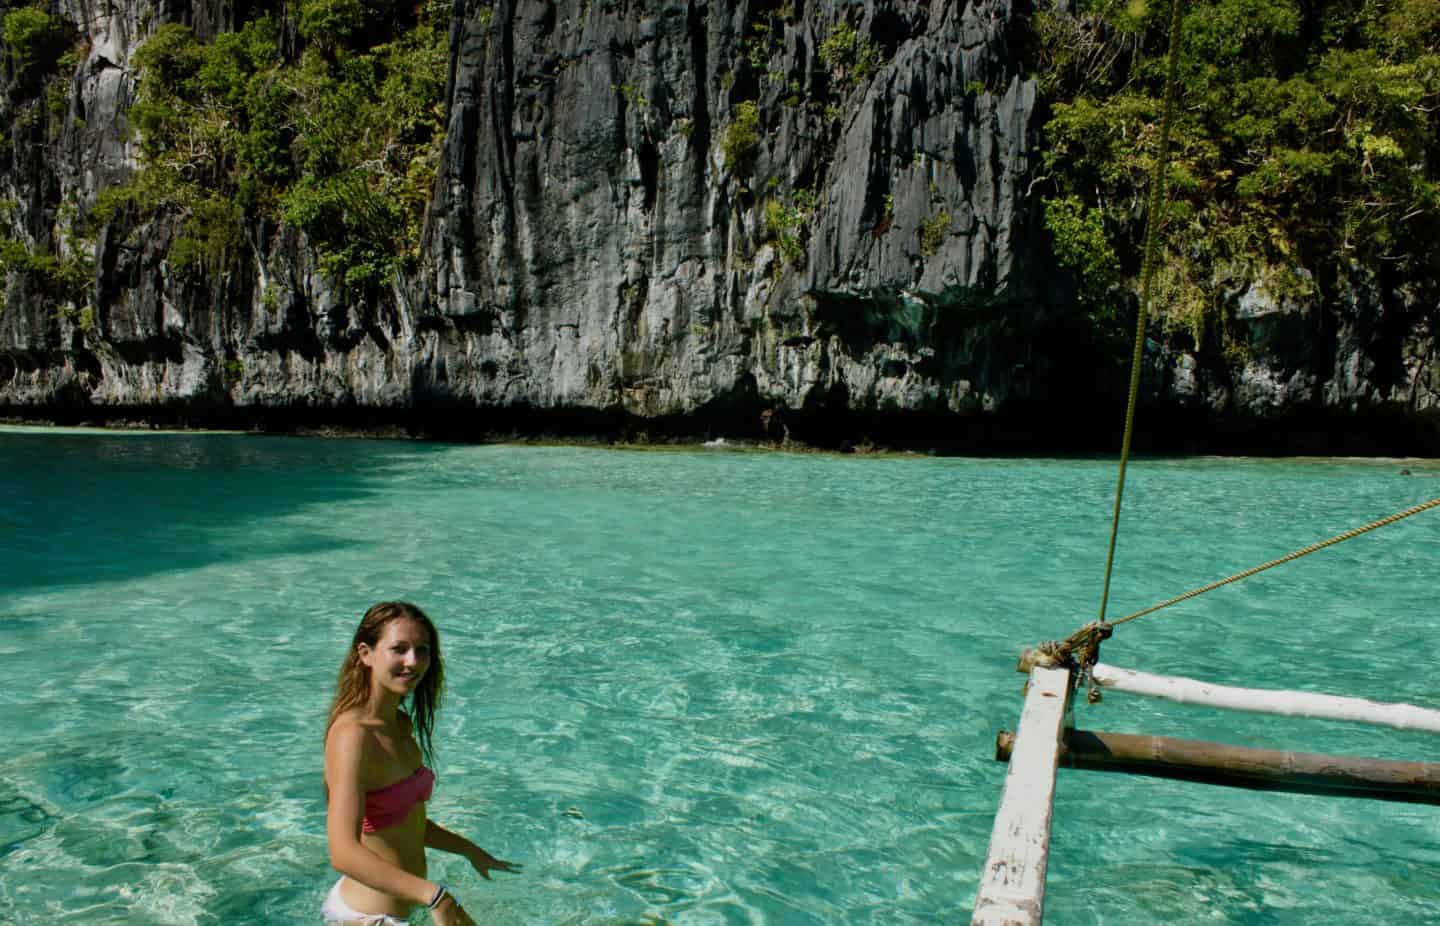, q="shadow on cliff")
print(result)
[0,430,427,595]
